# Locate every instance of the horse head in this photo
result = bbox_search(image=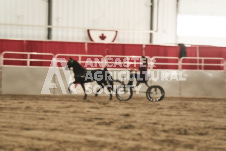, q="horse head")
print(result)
[65,57,86,74]
[65,57,75,70]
